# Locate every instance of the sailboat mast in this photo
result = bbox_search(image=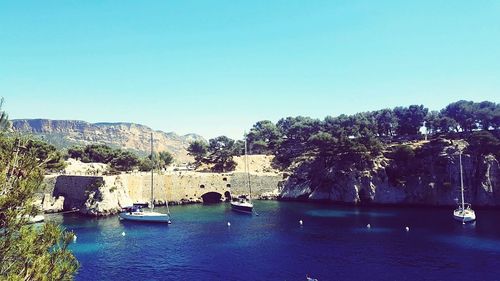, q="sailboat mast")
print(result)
[459,150,465,211]
[151,132,154,210]
[245,134,252,201]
